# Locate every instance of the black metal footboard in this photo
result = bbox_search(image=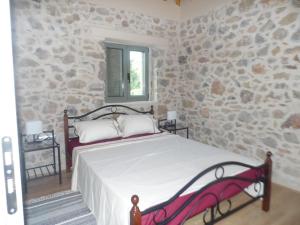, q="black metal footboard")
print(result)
[130,152,272,225]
